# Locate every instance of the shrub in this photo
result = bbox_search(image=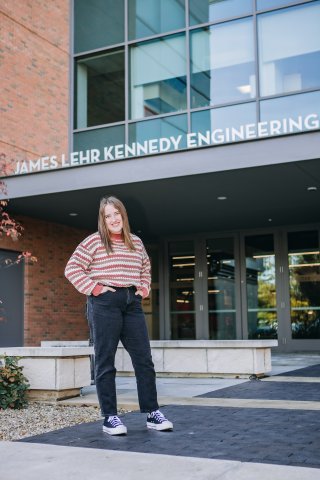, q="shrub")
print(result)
[0,355,30,409]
